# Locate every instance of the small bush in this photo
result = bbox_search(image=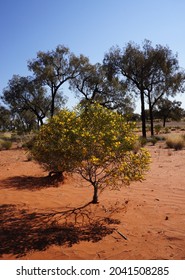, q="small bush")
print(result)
[155,135,166,141]
[0,140,12,150]
[139,136,147,147]
[148,137,158,146]
[166,135,185,150]
[164,127,170,134]
[22,136,36,149]
[154,124,162,135]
